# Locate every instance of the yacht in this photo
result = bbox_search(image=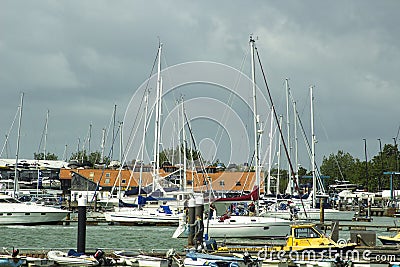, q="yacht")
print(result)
[0,194,69,225]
